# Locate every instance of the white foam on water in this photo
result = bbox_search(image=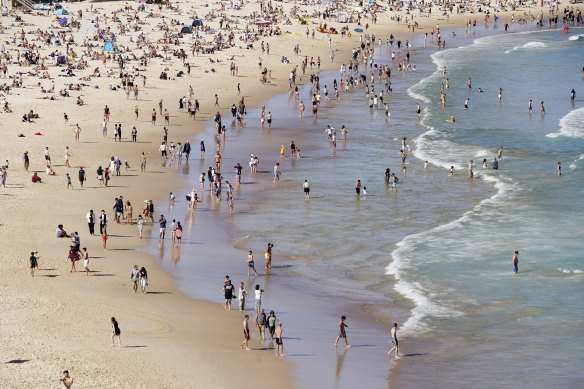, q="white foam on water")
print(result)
[504,41,547,54]
[558,268,584,274]
[546,107,584,138]
[569,154,584,170]
[386,172,517,335]
[386,33,527,334]
[568,33,584,41]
